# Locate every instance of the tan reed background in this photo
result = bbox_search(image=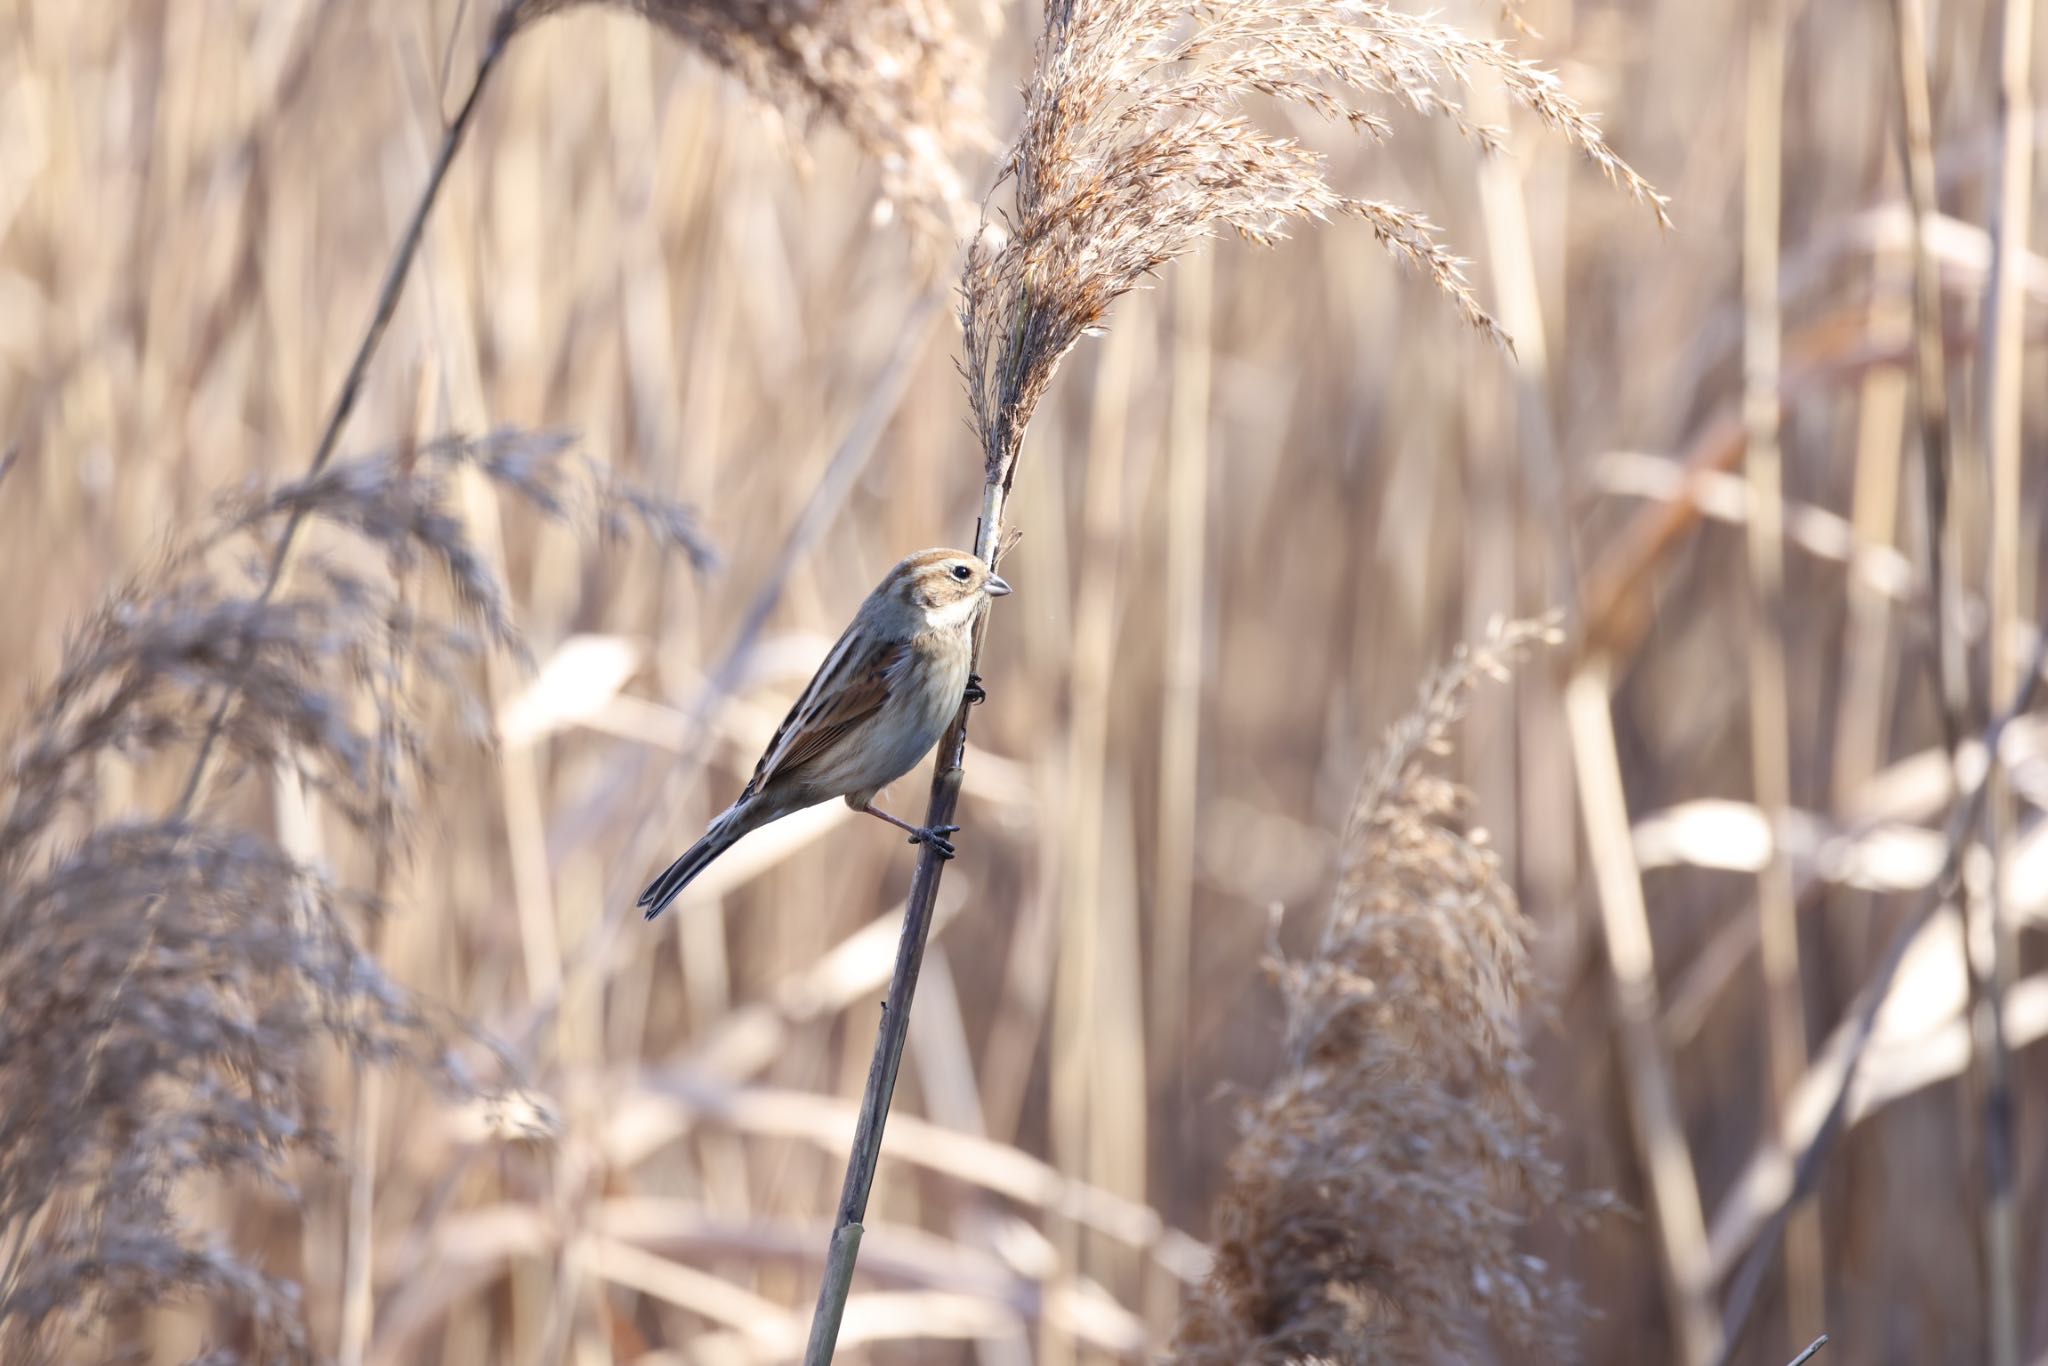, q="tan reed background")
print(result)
[0,0,2043,1362]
